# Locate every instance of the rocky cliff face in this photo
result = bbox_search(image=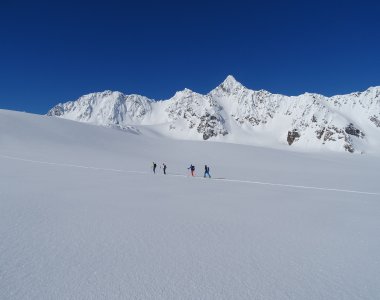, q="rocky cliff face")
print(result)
[165,89,228,140]
[48,76,380,153]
